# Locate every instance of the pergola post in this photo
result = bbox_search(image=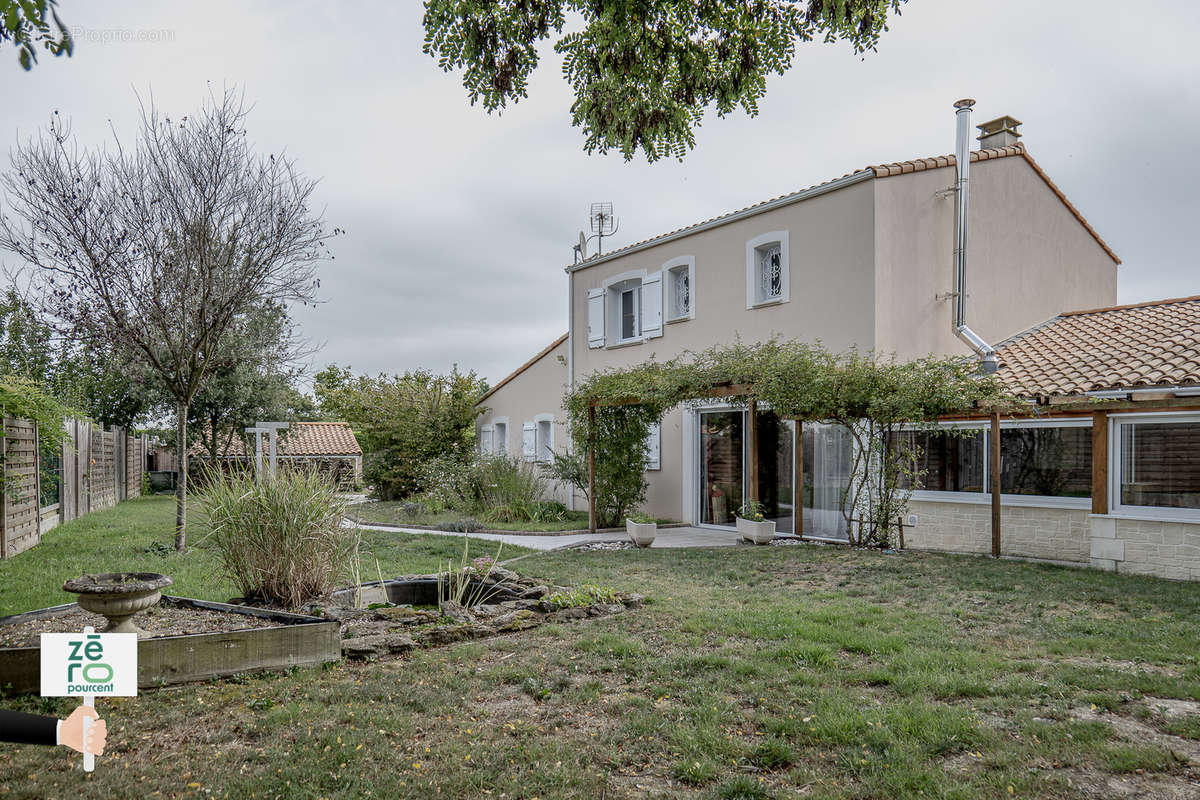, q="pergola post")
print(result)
[989,409,1002,558]
[587,405,597,533]
[747,398,759,504]
[793,420,803,538]
[1092,410,1109,515]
